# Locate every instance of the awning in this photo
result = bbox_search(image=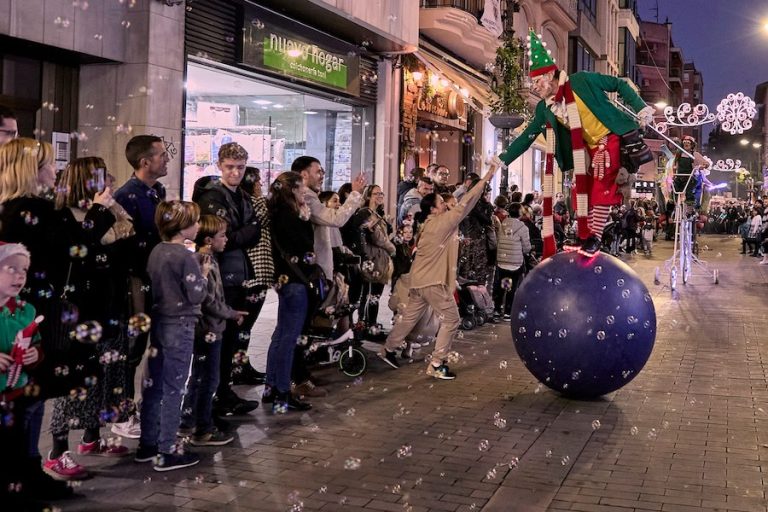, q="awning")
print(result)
[413,50,498,113]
